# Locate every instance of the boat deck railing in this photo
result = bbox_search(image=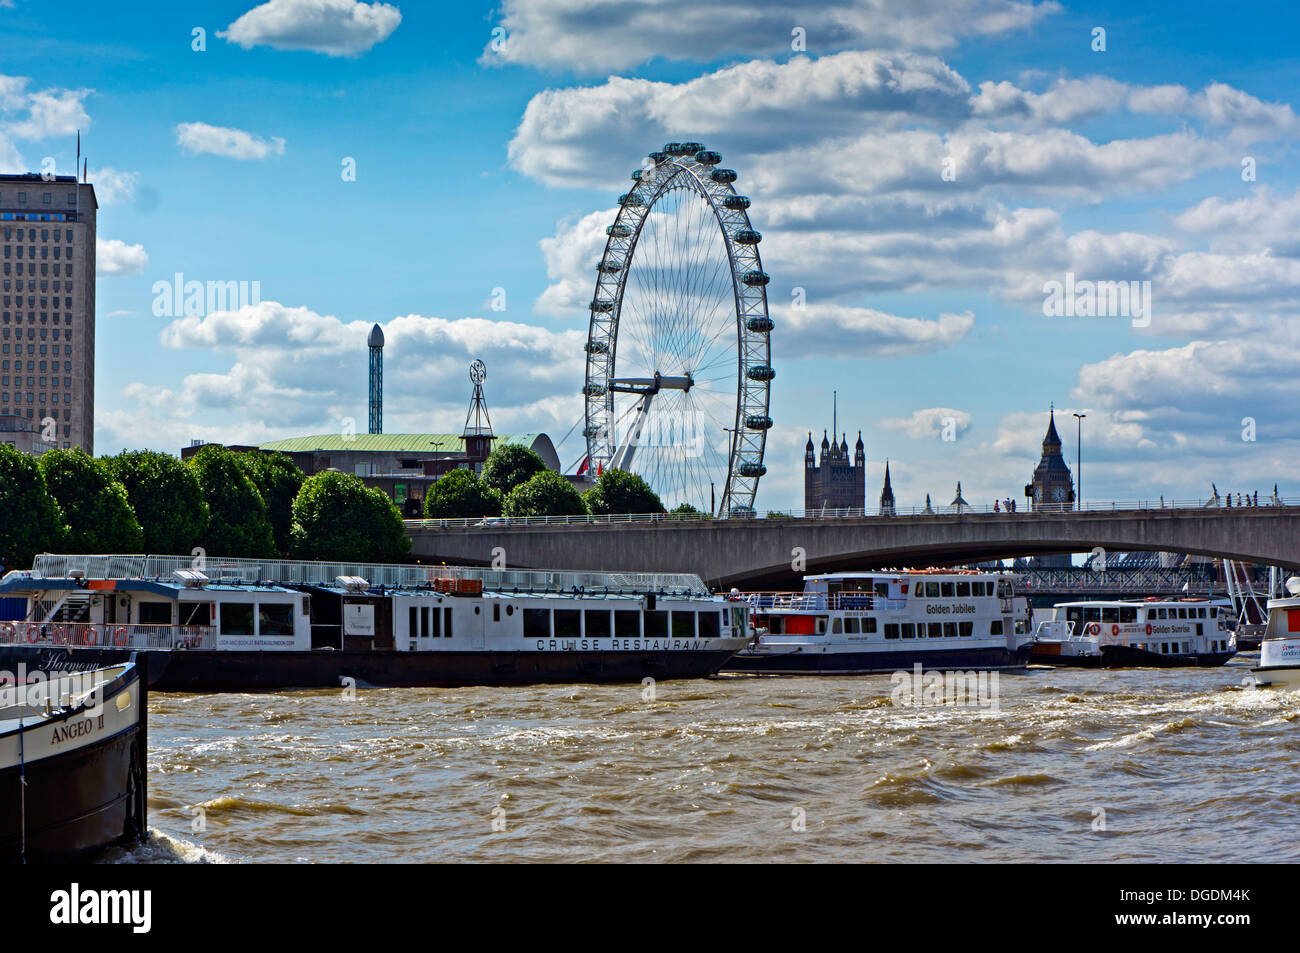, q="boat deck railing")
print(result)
[0,621,216,650]
[742,592,878,612]
[18,554,711,598]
